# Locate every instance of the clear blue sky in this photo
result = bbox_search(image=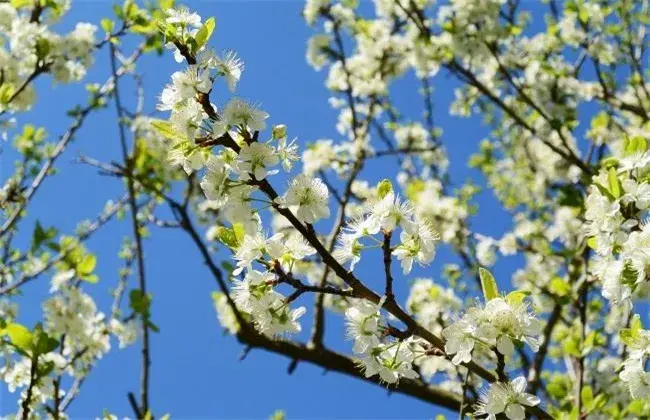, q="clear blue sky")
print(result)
[2,1,529,418]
